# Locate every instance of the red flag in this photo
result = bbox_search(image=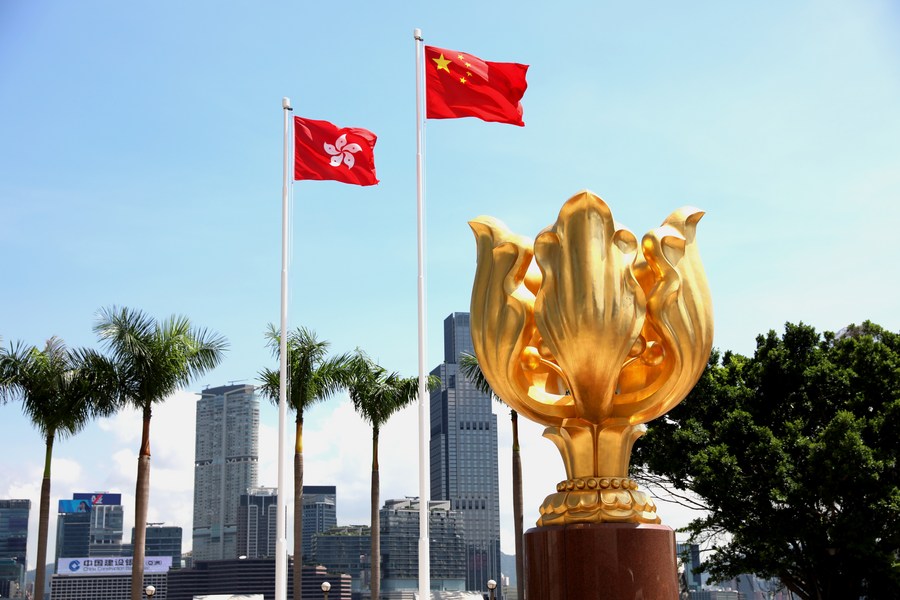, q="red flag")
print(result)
[425,45,528,126]
[293,117,379,186]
